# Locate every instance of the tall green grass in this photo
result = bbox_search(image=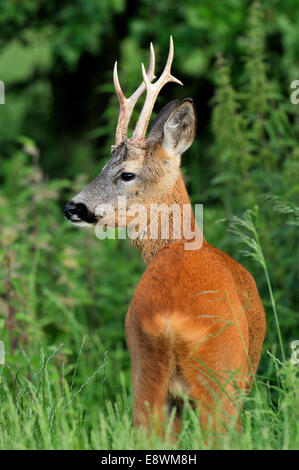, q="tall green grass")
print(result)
[0,329,298,449]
